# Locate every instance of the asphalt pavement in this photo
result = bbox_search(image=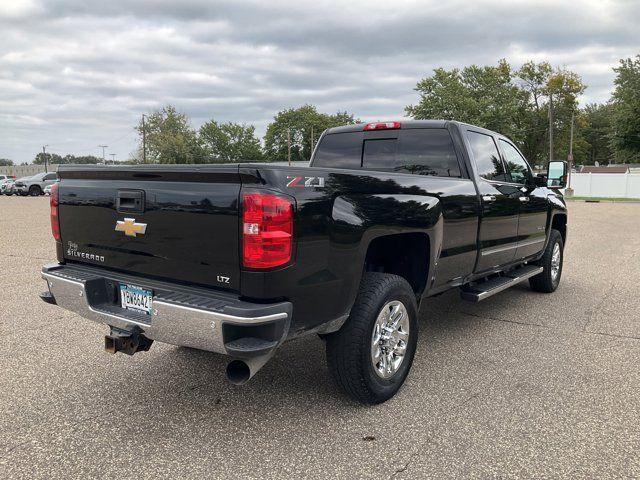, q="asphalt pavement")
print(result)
[1,196,639,479]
